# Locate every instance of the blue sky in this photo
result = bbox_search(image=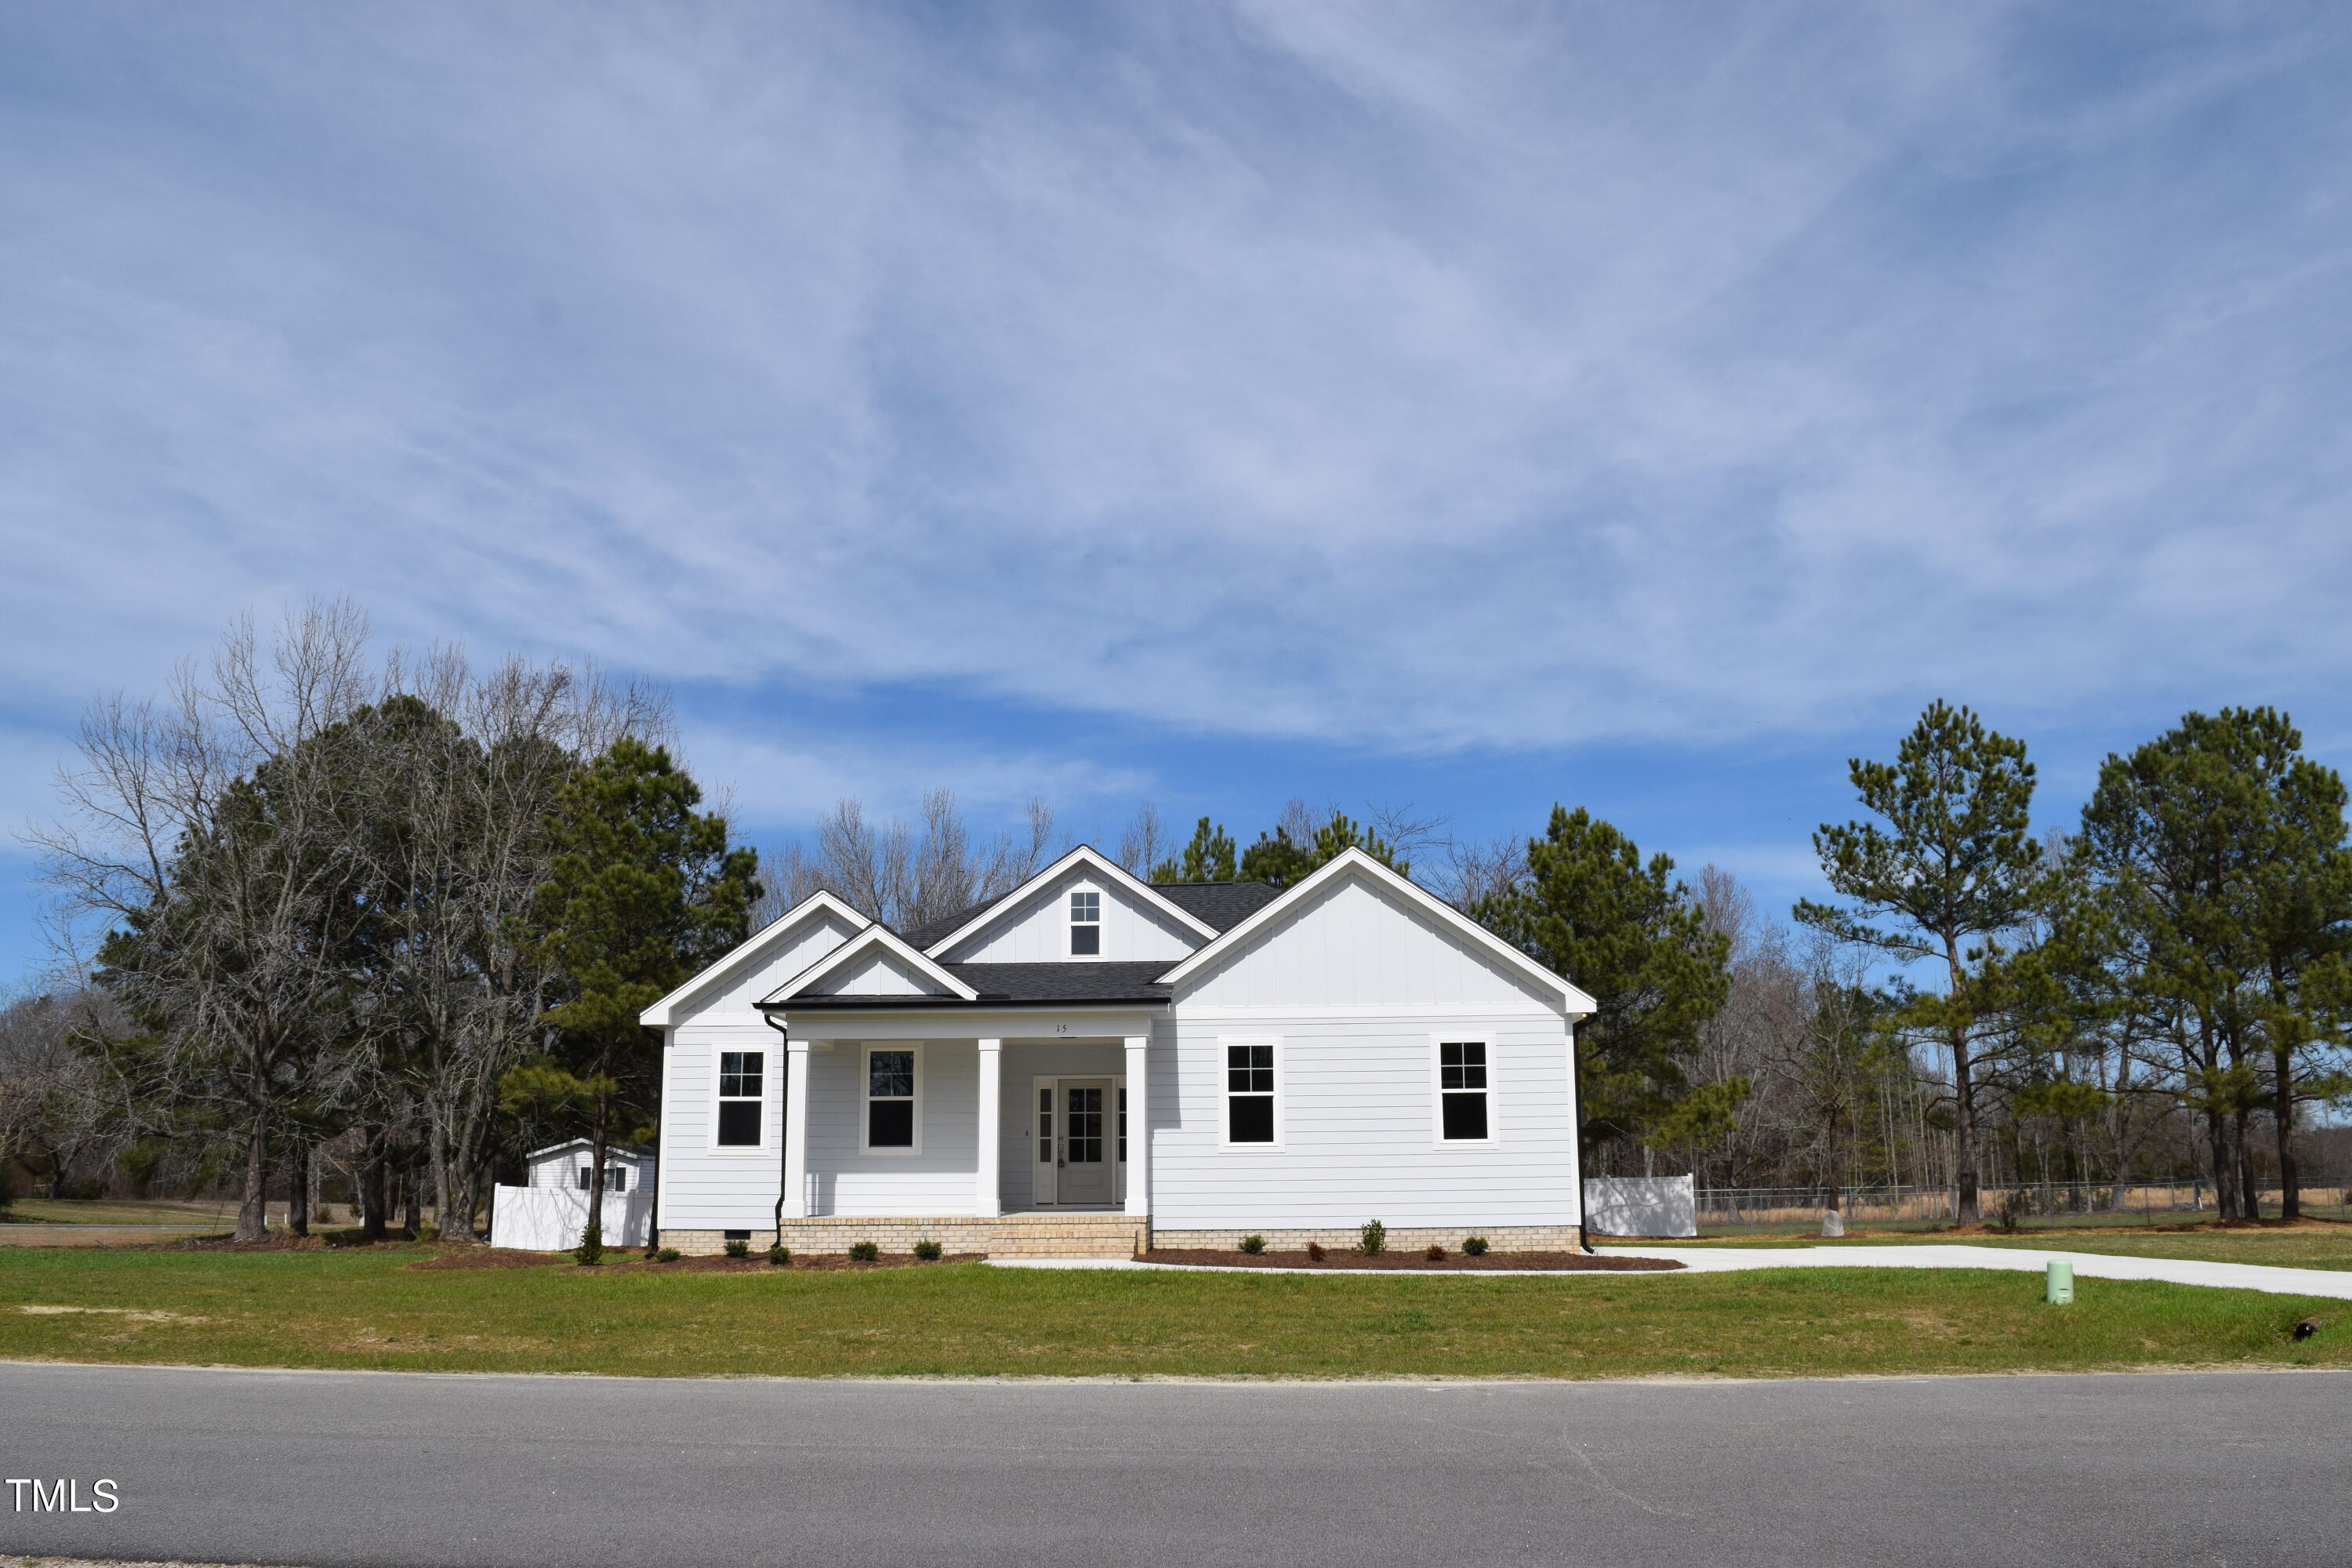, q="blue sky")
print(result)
[5,2,2352,978]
